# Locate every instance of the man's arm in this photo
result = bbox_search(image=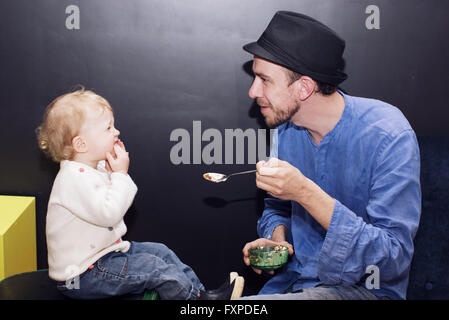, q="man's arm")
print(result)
[256,130,421,288]
[271,224,288,242]
[242,197,294,274]
[317,130,421,288]
[256,158,335,230]
[242,225,294,275]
